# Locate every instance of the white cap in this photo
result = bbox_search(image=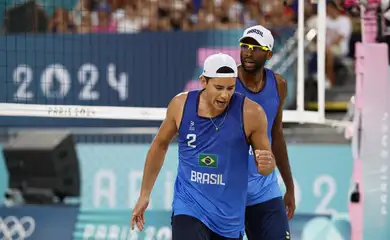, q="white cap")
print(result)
[239,25,274,51]
[201,53,238,78]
